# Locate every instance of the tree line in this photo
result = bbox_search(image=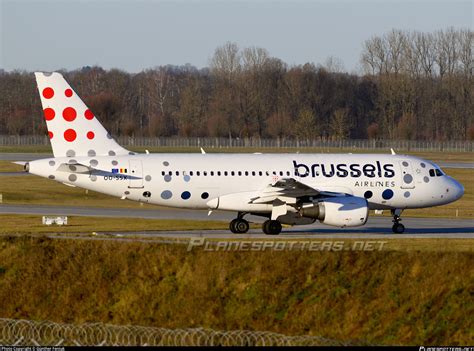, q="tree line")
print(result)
[0,28,472,141]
